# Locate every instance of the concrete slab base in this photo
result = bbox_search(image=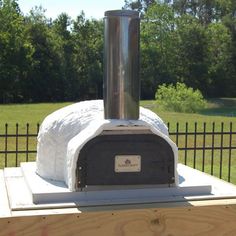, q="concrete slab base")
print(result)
[3,162,236,210]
